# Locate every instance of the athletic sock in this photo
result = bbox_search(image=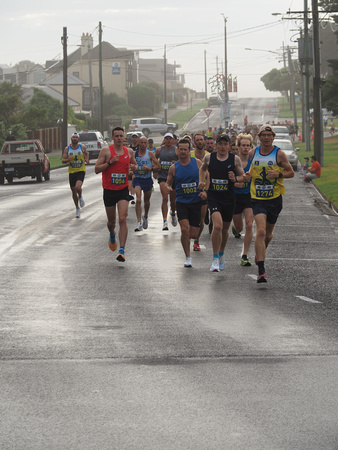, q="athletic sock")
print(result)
[257,261,265,275]
[219,251,224,257]
[213,253,220,259]
[242,254,248,260]
[118,246,125,255]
